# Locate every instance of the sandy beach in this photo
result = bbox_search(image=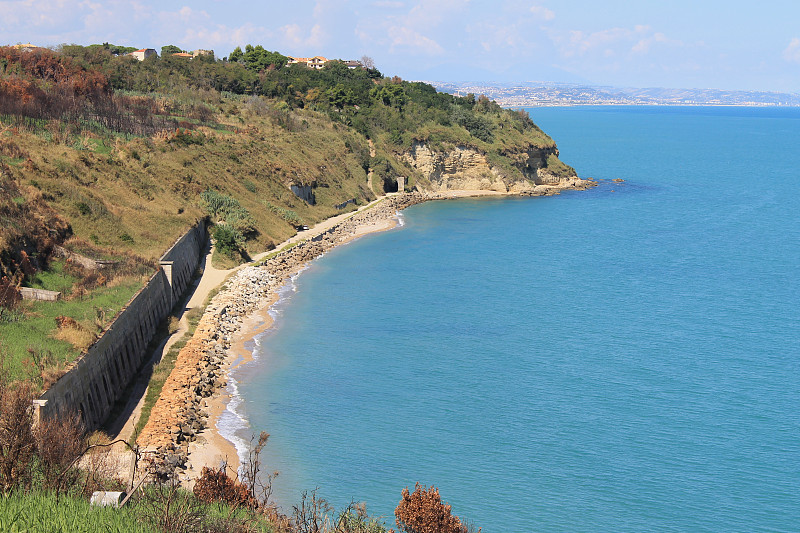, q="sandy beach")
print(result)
[183,302,276,481]
[181,207,404,485]
[134,193,417,484]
